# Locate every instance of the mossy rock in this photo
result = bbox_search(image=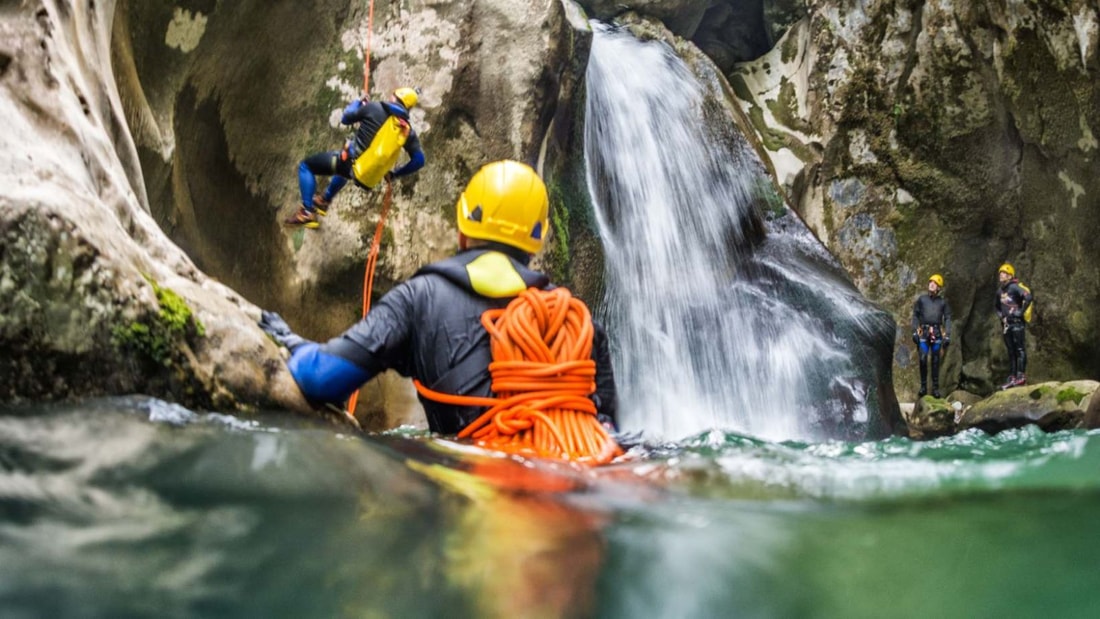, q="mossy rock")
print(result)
[956,380,1098,435]
[904,395,957,440]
